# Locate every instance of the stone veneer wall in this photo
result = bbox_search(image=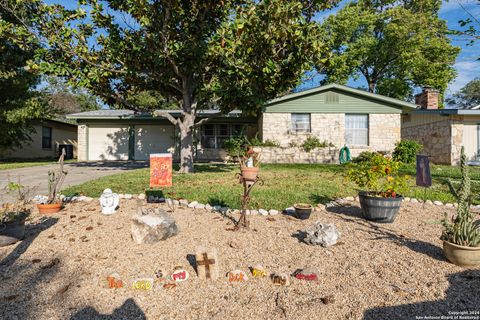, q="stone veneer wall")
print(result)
[401,114,459,165]
[77,124,88,161]
[252,147,339,164]
[260,112,401,158]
